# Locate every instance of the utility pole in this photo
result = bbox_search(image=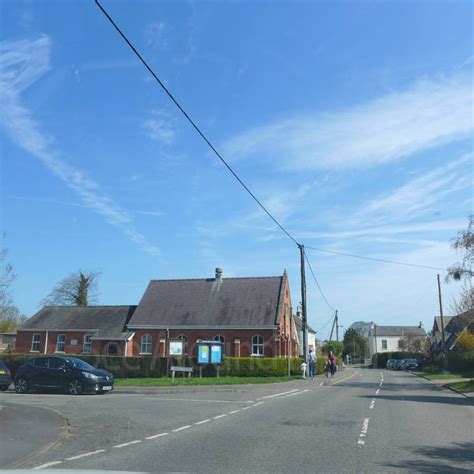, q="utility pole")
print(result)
[329,311,337,341]
[335,310,339,342]
[299,244,308,363]
[437,274,447,359]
